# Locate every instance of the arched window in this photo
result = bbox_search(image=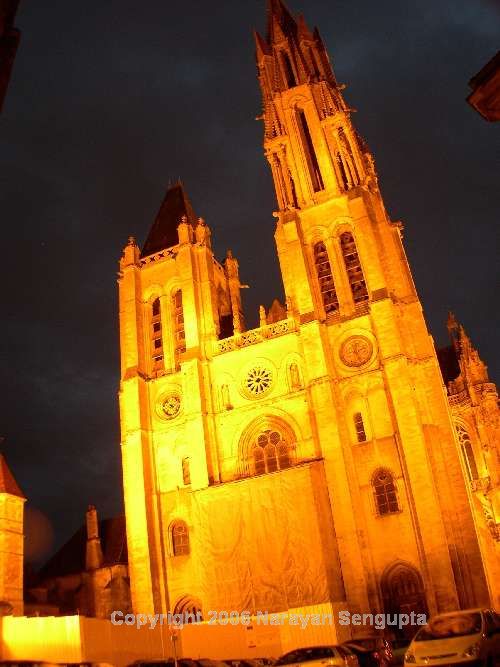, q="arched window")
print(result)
[336,152,349,190]
[281,51,297,88]
[456,424,479,481]
[172,290,186,368]
[252,429,293,476]
[297,109,324,192]
[182,457,191,486]
[174,595,203,622]
[338,127,359,186]
[340,232,369,304]
[308,47,320,78]
[353,412,367,442]
[253,446,266,475]
[372,469,399,515]
[278,442,291,469]
[171,521,190,556]
[151,297,164,372]
[314,242,339,314]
